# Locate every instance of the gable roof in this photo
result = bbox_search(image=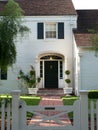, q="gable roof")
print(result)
[74,10,98,47]
[0,0,77,16]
